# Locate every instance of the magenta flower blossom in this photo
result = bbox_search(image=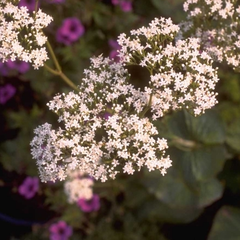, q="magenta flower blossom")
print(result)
[111,0,119,5]
[18,0,37,11]
[120,1,132,12]
[0,62,9,76]
[0,60,30,75]
[0,84,16,105]
[49,221,72,240]
[56,17,85,45]
[77,194,100,212]
[18,176,39,199]
[111,0,132,12]
[6,60,30,74]
[109,39,121,62]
